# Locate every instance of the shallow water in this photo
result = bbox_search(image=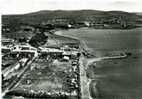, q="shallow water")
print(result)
[58,28,142,99]
[58,28,142,57]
